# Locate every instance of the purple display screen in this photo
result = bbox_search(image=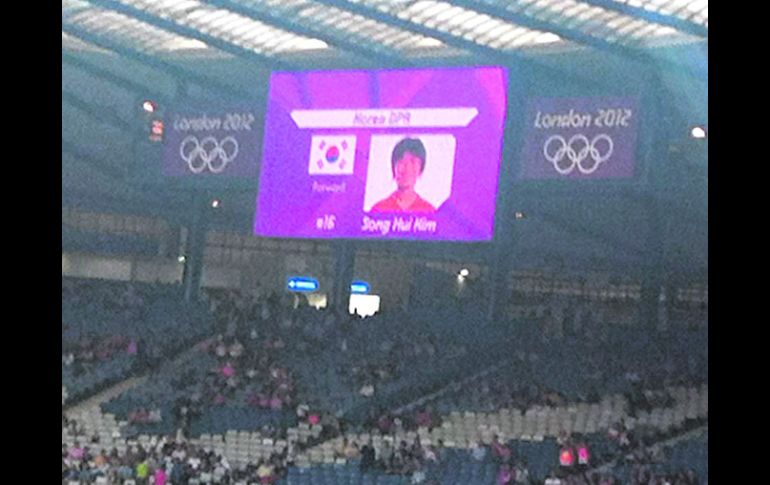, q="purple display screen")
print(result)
[163,107,260,177]
[255,67,508,241]
[520,96,639,180]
